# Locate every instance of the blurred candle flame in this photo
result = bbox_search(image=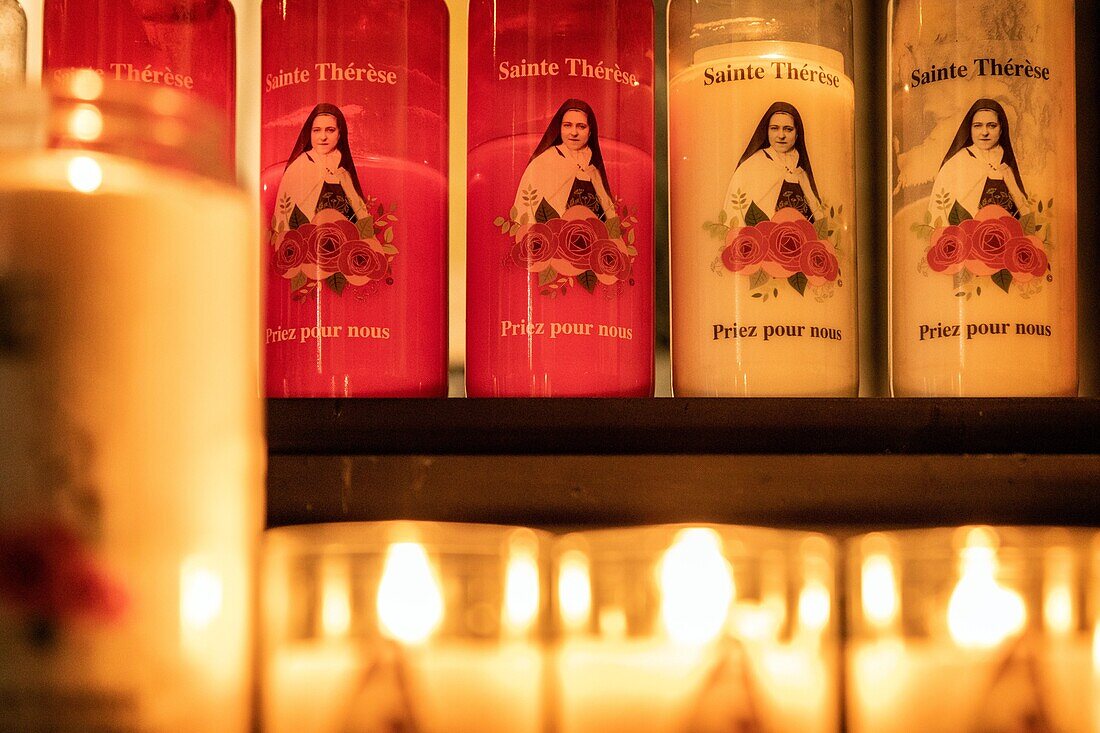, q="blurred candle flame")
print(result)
[660,528,734,645]
[69,104,103,141]
[798,580,831,633]
[377,543,443,644]
[67,156,102,193]
[947,528,1026,648]
[181,558,223,632]
[557,549,592,631]
[503,530,540,634]
[320,558,352,638]
[861,551,900,630]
